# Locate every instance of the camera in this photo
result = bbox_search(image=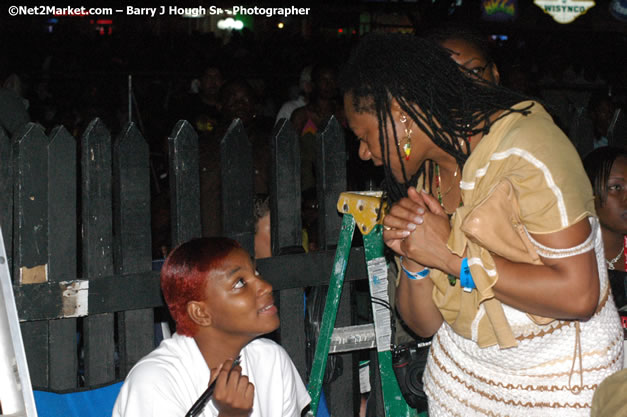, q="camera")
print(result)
[391,338,431,411]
